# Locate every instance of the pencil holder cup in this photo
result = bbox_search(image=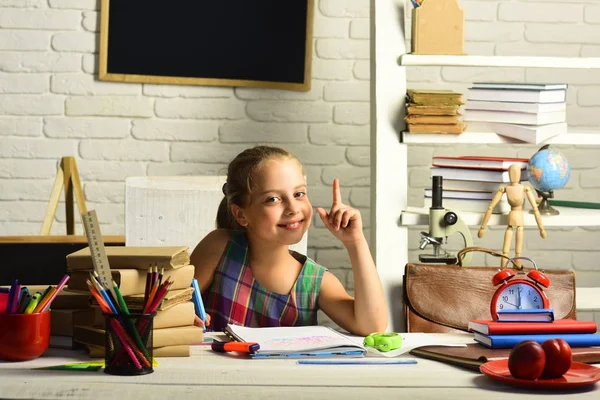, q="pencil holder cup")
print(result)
[0,311,51,361]
[104,313,154,376]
